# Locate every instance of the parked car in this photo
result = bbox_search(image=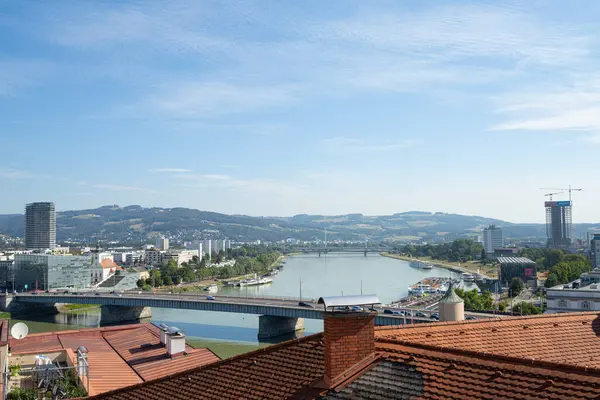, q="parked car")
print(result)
[368,307,378,312]
[298,301,314,308]
[31,291,39,295]
[95,292,101,296]
[430,313,440,320]
[113,292,122,297]
[63,290,70,294]
[466,316,477,320]
[206,295,215,301]
[351,306,363,312]
[383,309,394,314]
[415,312,427,318]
